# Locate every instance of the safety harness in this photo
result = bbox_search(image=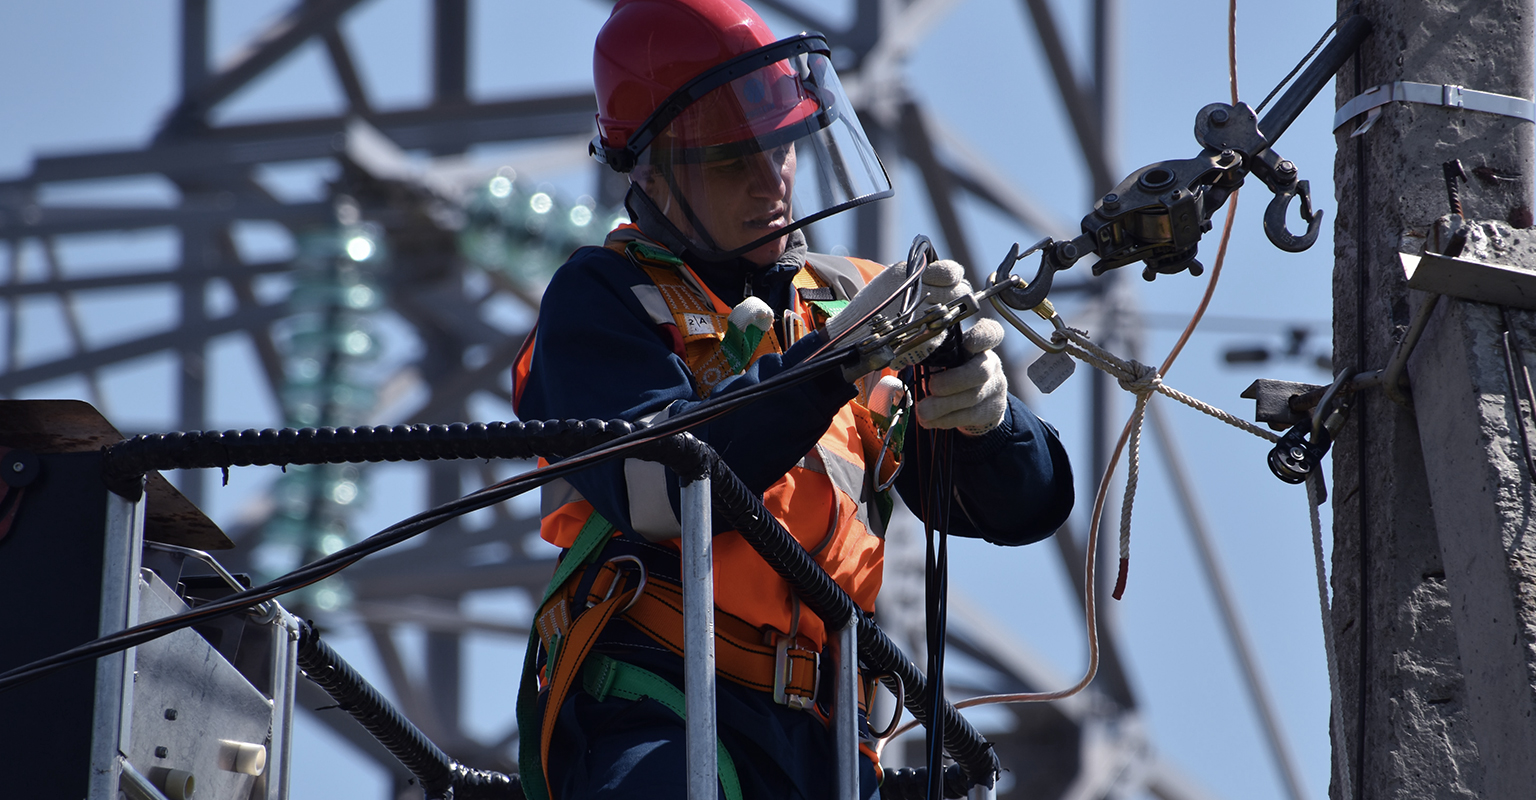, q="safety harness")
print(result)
[516,237,893,800]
